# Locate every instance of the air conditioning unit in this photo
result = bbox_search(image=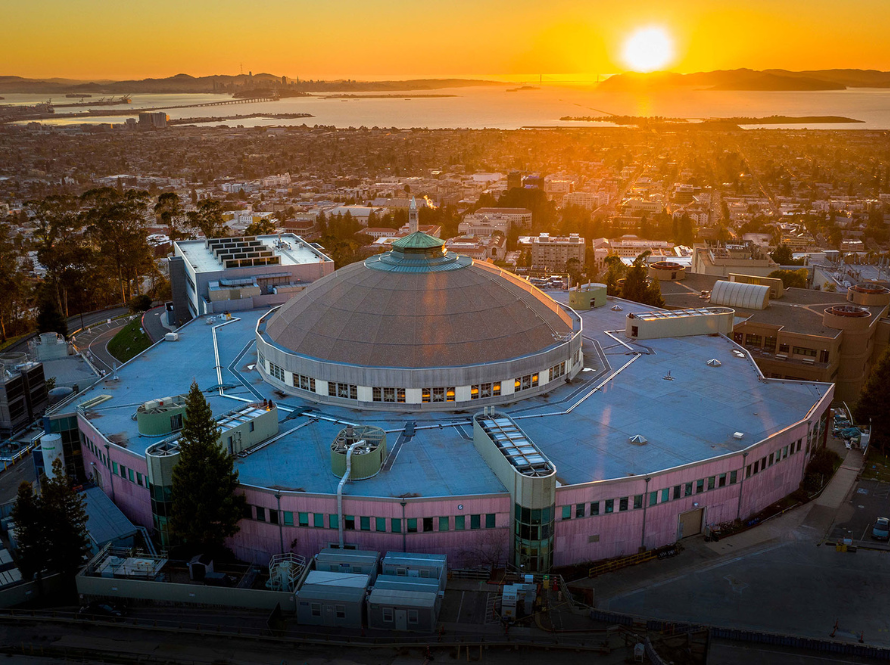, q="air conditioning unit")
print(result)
[164,332,179,342]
